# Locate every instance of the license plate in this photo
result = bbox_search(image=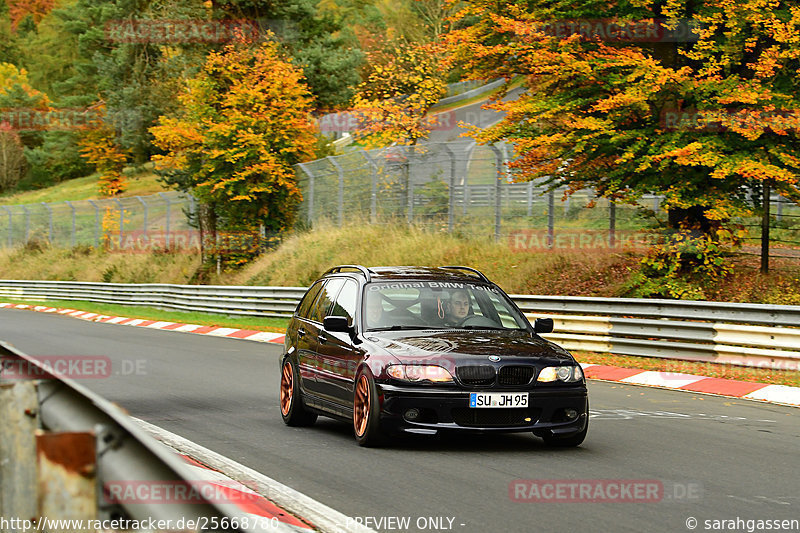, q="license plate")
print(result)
[469,392,528,408]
